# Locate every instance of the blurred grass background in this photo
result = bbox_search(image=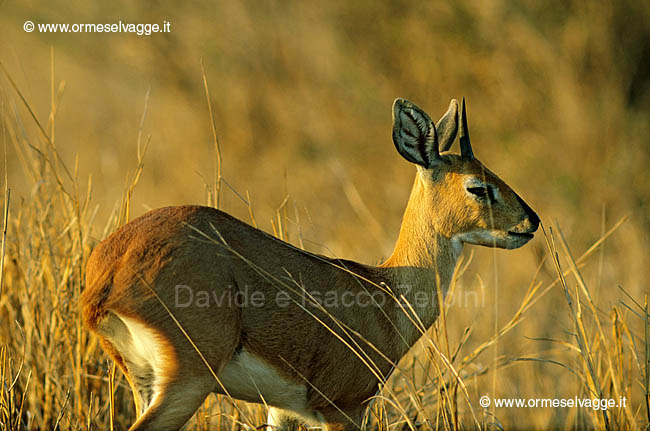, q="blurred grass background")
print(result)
[0,0,649,429]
